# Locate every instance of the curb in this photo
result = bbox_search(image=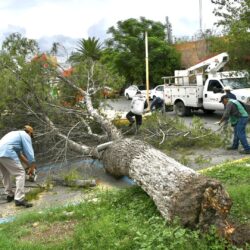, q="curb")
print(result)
[199,156,250,173]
